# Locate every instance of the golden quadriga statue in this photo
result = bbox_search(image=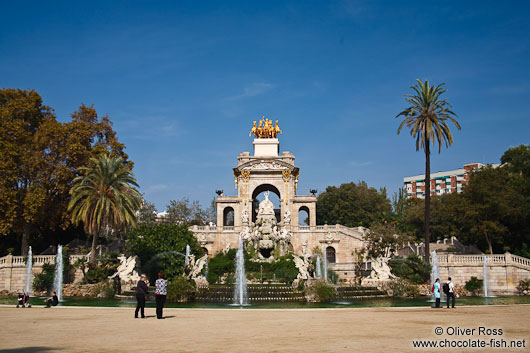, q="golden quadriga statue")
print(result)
[249,117,282,138]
